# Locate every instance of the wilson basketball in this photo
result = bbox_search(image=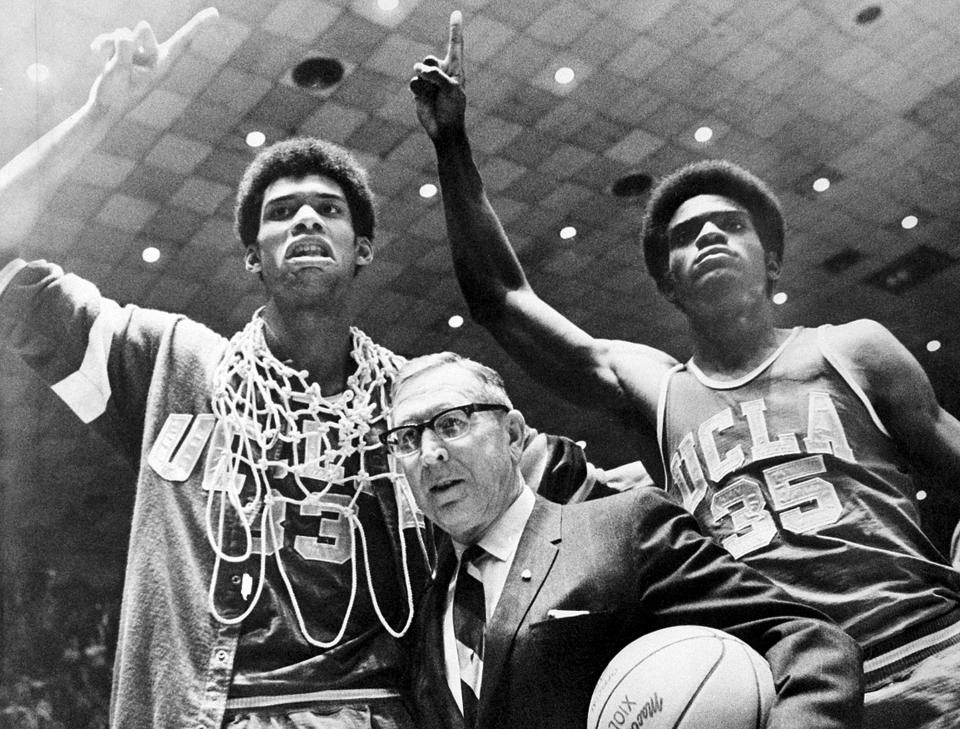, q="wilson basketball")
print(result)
[587,625,775,729]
